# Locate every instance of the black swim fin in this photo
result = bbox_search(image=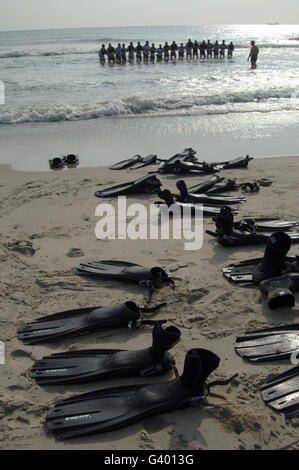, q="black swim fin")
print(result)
[155,149,197,173]
[252,232,291,285]
[62,154,79,168]
[234,218,298,233]
[109,155,142,170]
[160,148,197,164]
[188,175,224,194]
[49,157,64,170]
[206,179,238,194]
[221,155,253,169]
[46,348,220,439]
[261,366,299,418]
[160,160,217,175]
[77,260,174,288]
[206,206,267,246]
[17,301,167,344]
[206,206,299,247]
[223,255,299,286]
[176,180,246,205]
[30,322,181,385]
[157,190,239,217]
[95,175,162,198]
[129,154,157,169]
[235,324,299,361]
[197,155,253,170]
